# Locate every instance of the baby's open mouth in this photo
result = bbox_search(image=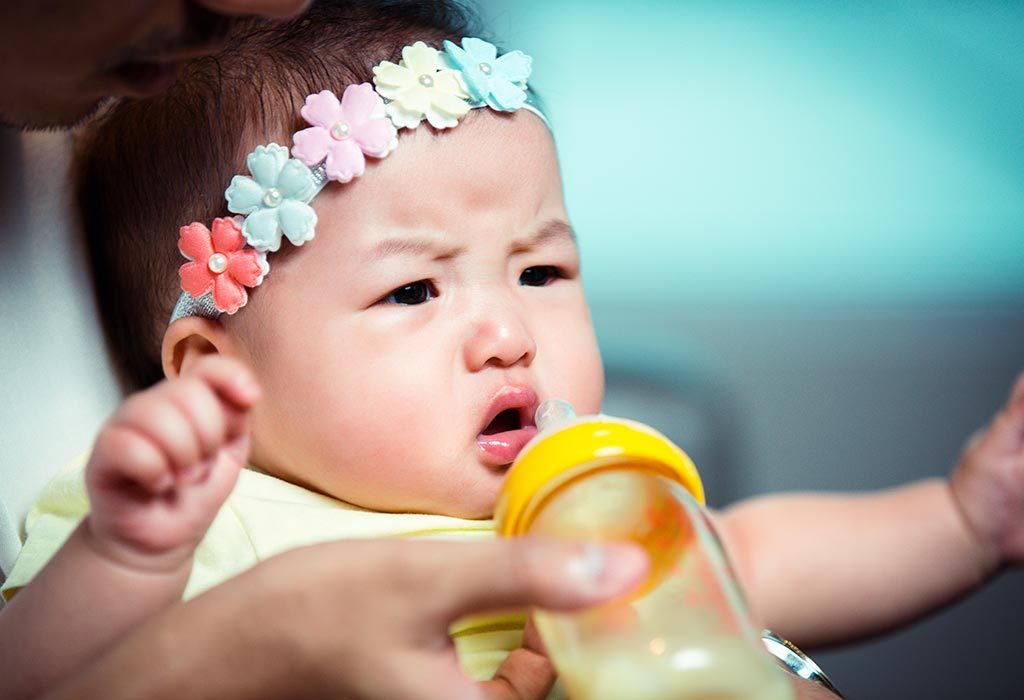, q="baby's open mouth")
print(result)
[476,387,540,467]
[481,408,522,435]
